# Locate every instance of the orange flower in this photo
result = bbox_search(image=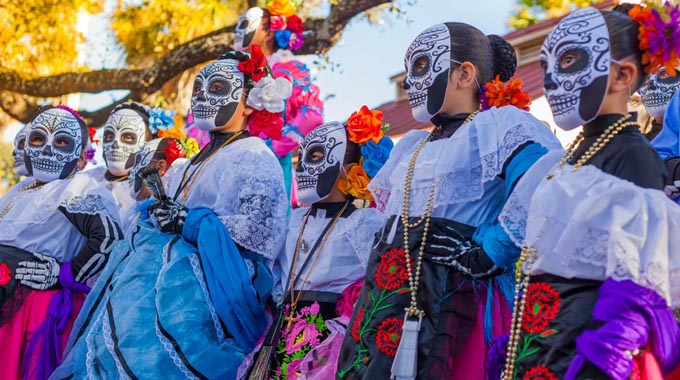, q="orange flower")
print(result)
[337,163,373,201]
[629,3,680,76]
[157,124,186,140]
[346,106,384,144]
[483,75,532,111]
[266,0,298,17]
